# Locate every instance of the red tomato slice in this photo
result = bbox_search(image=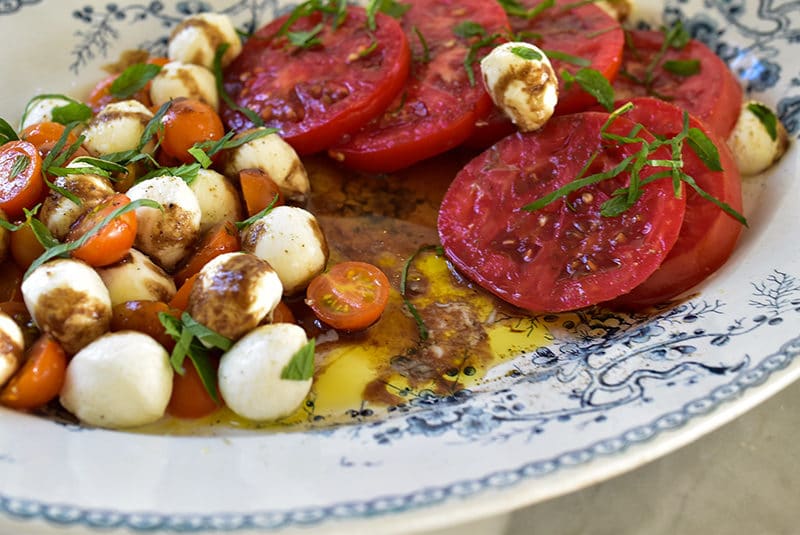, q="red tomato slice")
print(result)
[607,97,744,309]
[0,141,45,220]
[329,0,511,172]
[613,30,743,139]
[438,112,686,312]
[305,261,391,331]
[67,193,137,267]
[465,0,624,149]
[222,6,411,155]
